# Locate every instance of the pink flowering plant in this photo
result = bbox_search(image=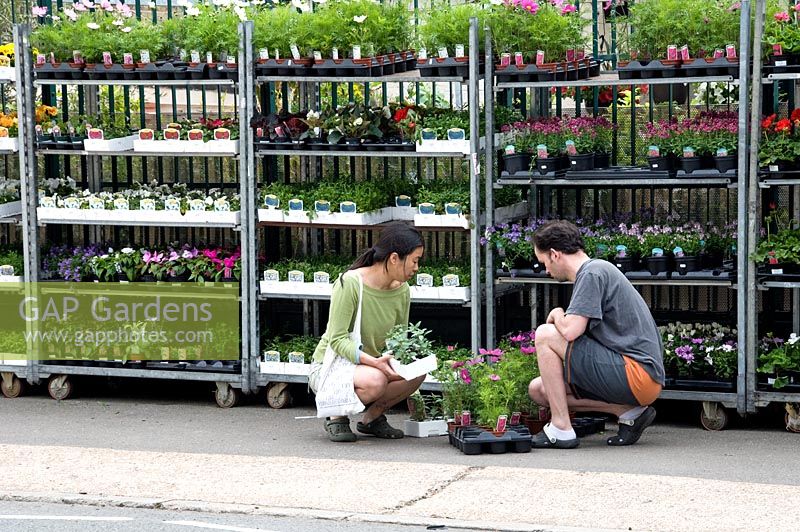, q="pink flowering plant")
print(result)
[489,0,584,62]
[765,4,800,56]
[641,112,738,159]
